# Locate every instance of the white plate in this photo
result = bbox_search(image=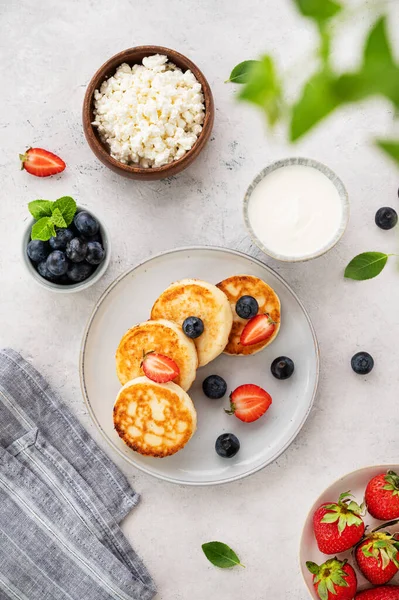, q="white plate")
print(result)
[300,464,399,597]
[80,246,319,485]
